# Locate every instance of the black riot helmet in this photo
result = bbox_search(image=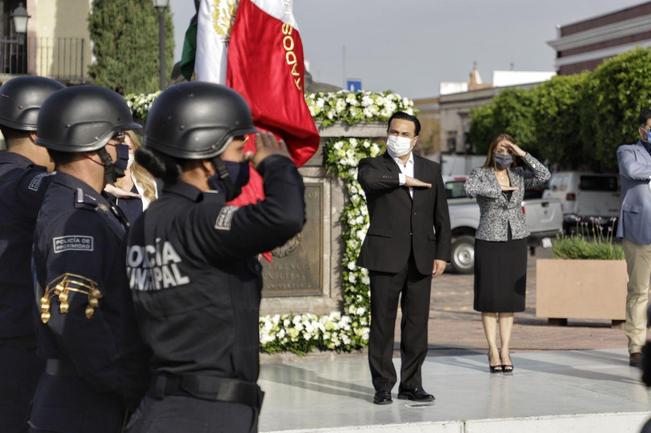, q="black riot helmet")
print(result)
[144,82,256,160]
[36,85,140,152]
[0,76,65,131]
